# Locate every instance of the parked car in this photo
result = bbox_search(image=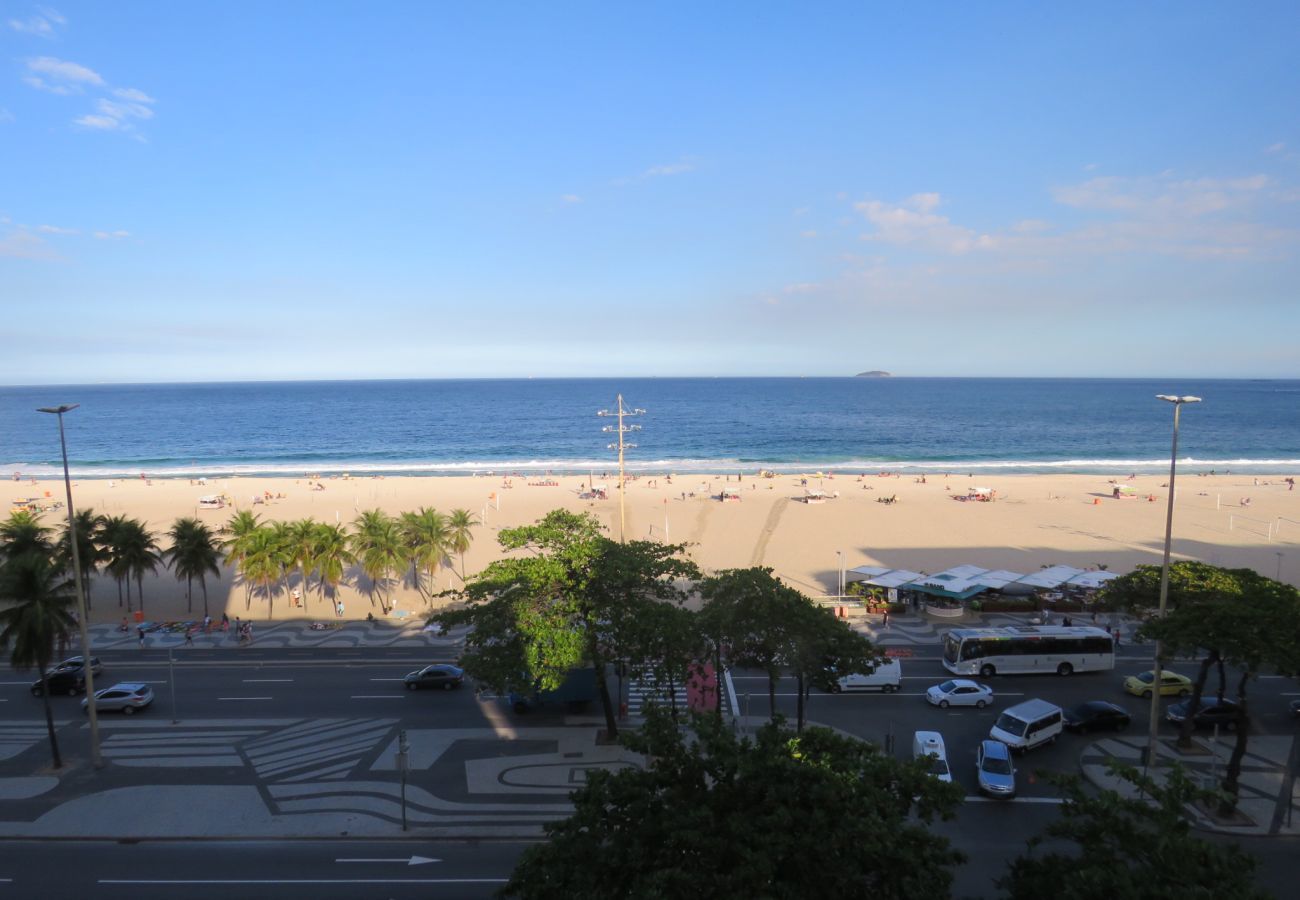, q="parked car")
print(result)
[403,664,465,691]
[82,683,153,715]
[1166,696,1241,729]
[53,655,102,675]
[31,669,86,696]
[1123,670,1191,698]
[976,739,1017,798]
[925,679,994,709]
[1064,700,1131,733]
